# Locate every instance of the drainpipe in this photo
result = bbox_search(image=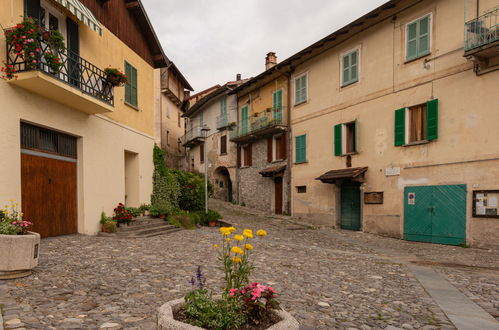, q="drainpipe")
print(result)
[285,70,293,215]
